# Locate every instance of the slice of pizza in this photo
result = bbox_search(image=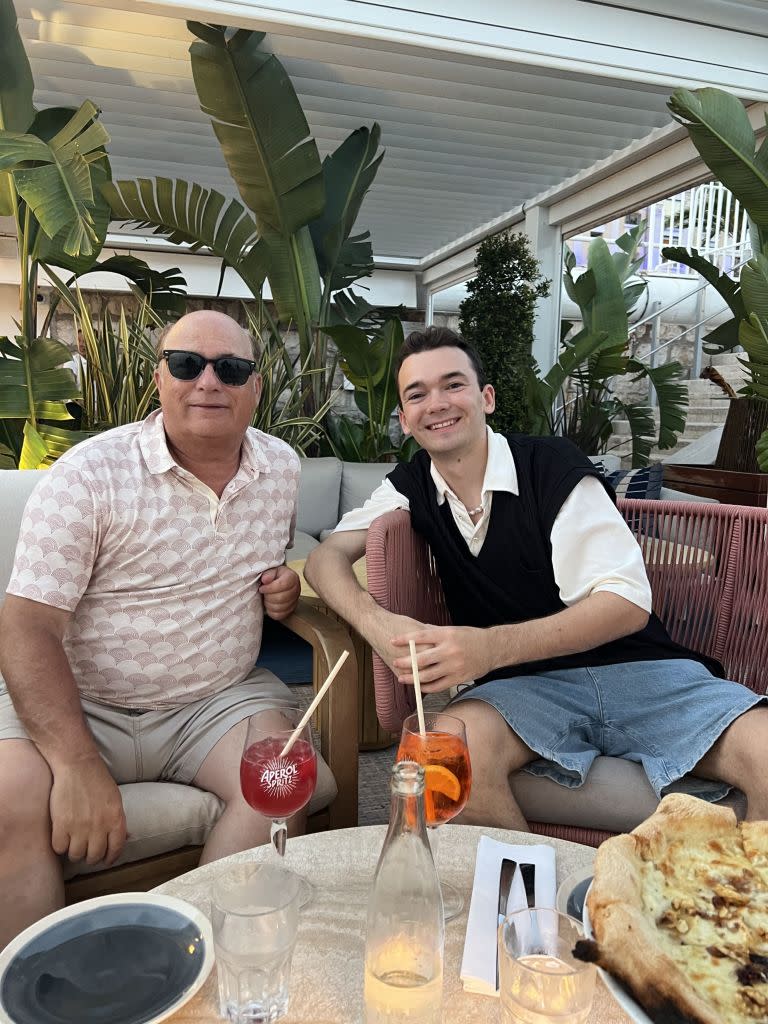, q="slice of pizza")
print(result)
[575,793,768,1024]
